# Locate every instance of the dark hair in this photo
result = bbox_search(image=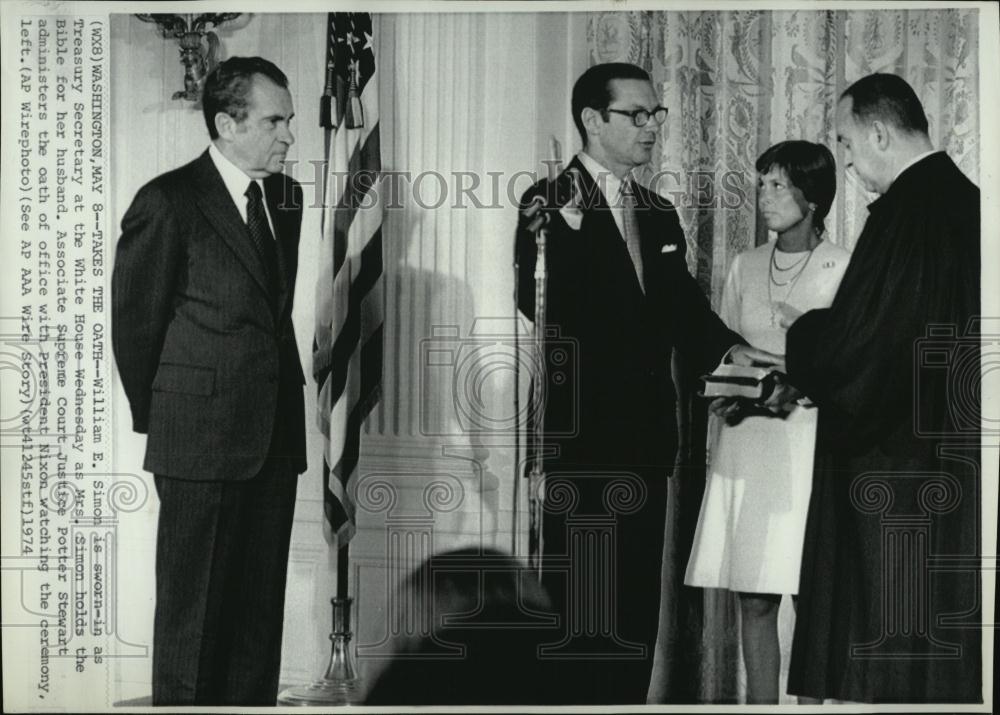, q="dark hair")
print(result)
[571,63,651,144]
[756,140,837,233]
[201,56,289,139]
[840,73,929,136]
[364,548,563,705]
